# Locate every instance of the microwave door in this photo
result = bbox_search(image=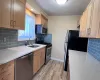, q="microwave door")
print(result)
[43,28,47,34]
[36,25,42,34]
